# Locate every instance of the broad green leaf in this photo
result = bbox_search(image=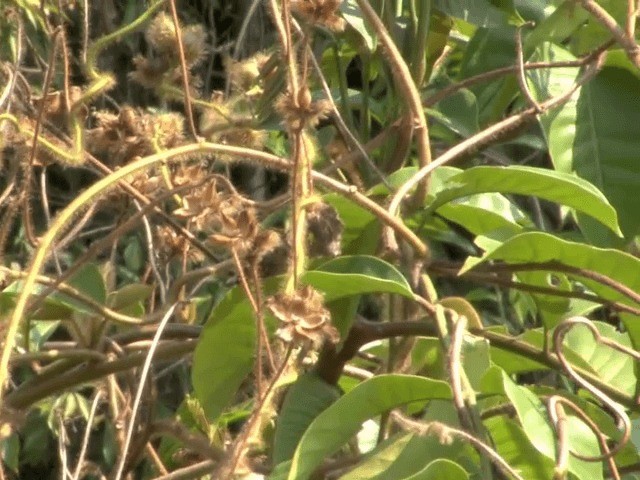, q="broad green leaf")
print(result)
[484,416,553,479]
[0,434,19,473]
[287,375,451,480]
[436,194,529,238]
[462,232,640,343]
[532,43,640,243]
[459,26,520,124]
[462,231,627,286]
[367,166,462,197]
[427,166,621,236]
[107,283,152,312]
[403,459,469,480]
[273,373,341,464]
[192,286,257,420]
[524,2,589,50]
[487,368,602,480]
[484,326,596,376]
[429,89,479,137]
[306,256,413,300]
[65,263,107,305]
[340,0,377,51]
[40,263,108,315]
[563,321,636,396]
[342,427,476,479]
[514,271,572,329]
[340,433,415,479]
